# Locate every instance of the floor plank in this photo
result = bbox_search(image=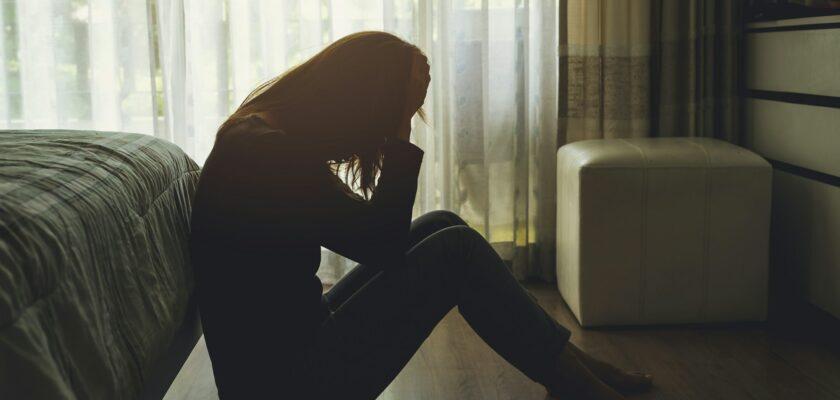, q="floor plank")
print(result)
[164,283,840,400]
